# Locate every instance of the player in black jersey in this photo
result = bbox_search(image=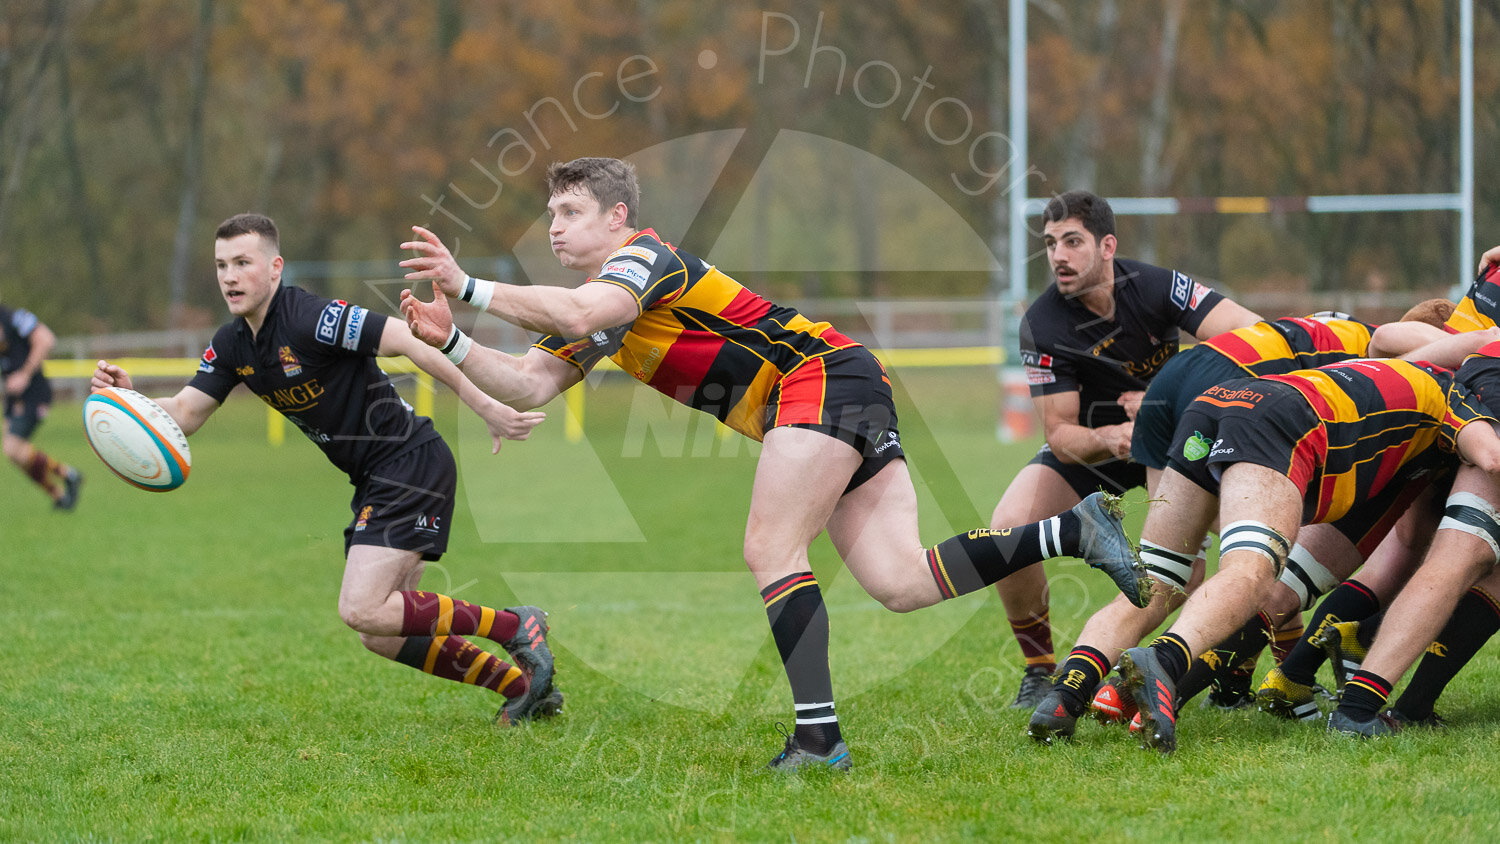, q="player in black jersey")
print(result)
[993,191,1261,708]
[89,213,561,725]
[1,301,82,510]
